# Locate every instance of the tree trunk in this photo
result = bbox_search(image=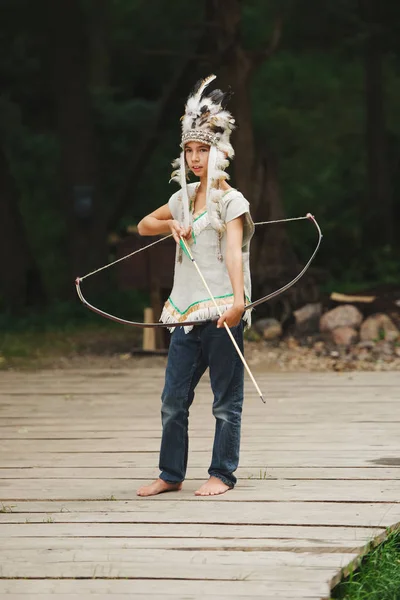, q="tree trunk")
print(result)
[208,0,316,317]
[51,0,108,296]
[88,0,110,89]
[251,151,308,319]
[252,151,299,280]
[208,0,255,198]
[362,0,392,246]
[0,145,47,311]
